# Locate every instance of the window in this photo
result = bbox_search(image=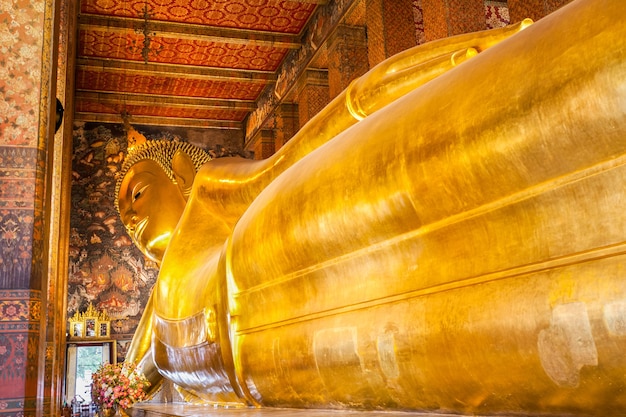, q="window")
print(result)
[65,342,116,406]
